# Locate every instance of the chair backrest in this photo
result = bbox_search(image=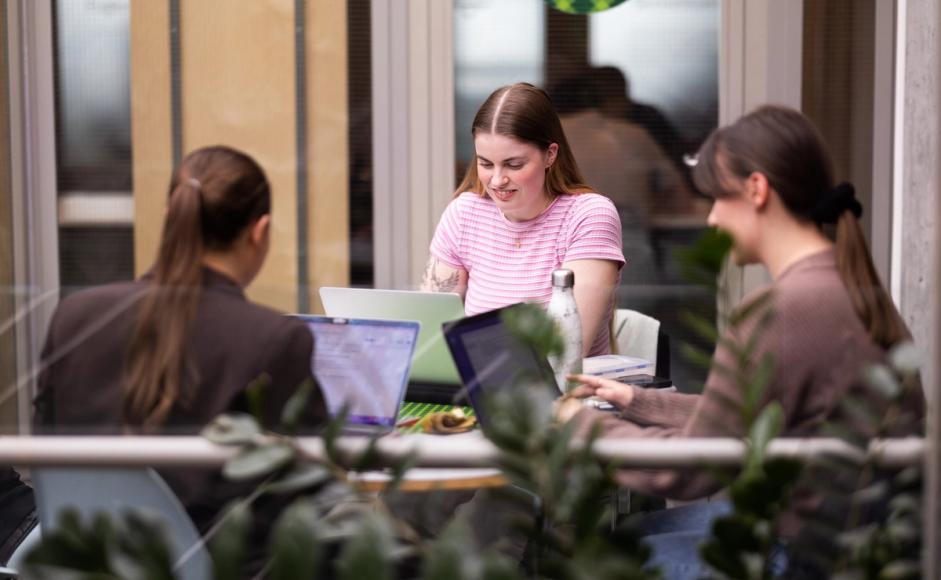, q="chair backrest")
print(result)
[613,308,670,379]
[32,467,212,580]
[4,523,40,575]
